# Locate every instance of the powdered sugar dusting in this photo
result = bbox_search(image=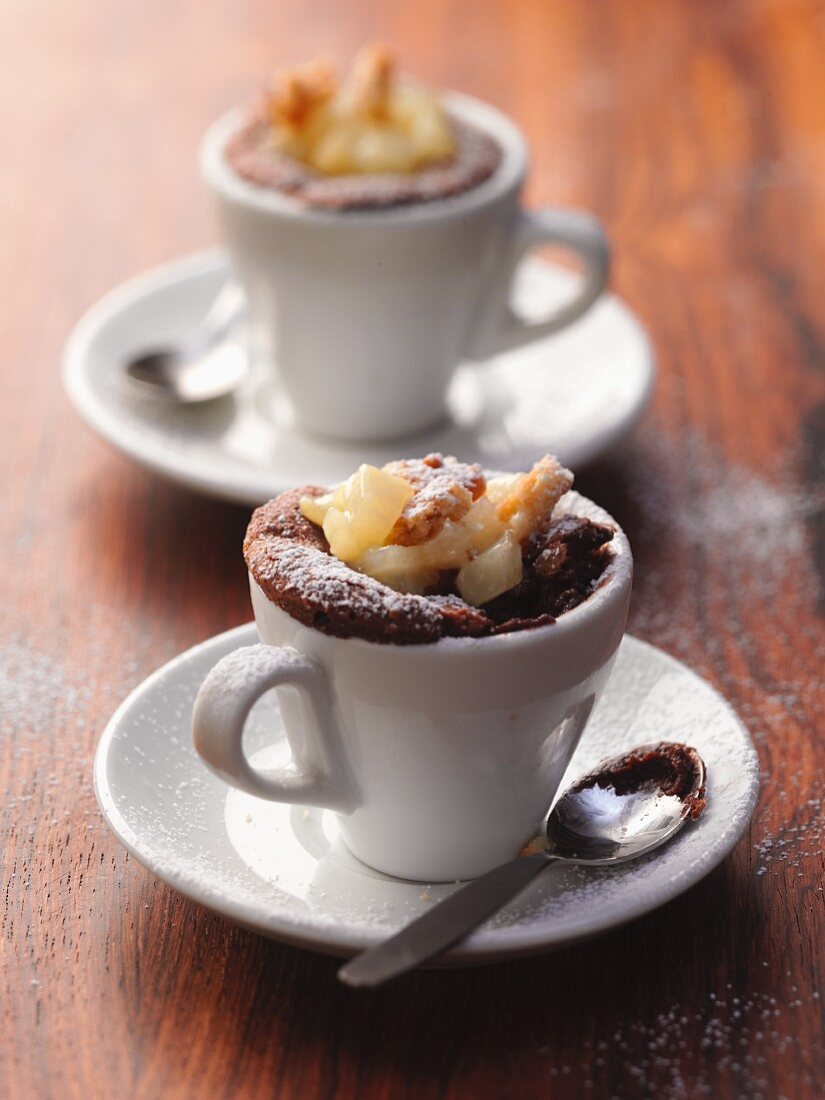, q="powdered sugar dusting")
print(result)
[607,430,823,860]
[539,986,822,1096]
[385,453,484,544]
[257,541,442,627]
[622,427,824,658]
[199,642,313,698]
